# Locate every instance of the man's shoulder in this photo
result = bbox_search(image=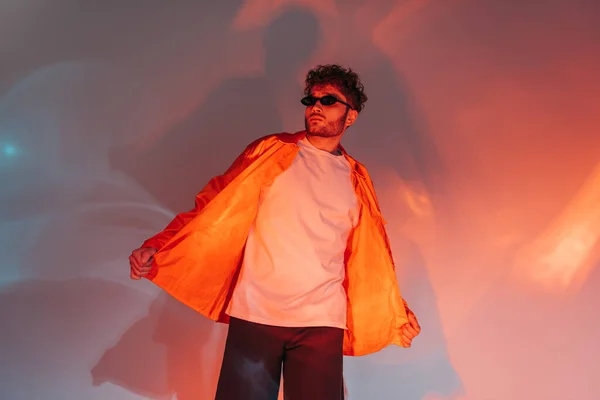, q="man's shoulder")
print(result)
[255,131,305,145]
[244,131,305,153]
